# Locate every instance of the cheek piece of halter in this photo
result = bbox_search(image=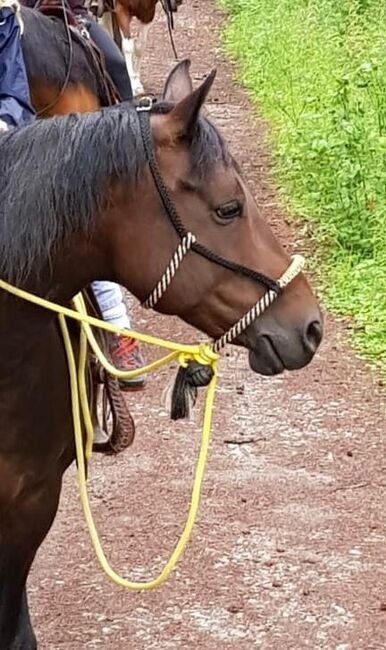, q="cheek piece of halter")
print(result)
[136,99,305,419]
